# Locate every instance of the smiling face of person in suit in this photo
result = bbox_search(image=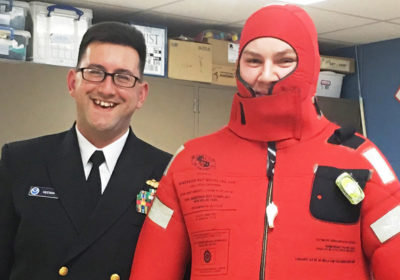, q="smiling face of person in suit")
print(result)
[239,37,298,97]
[67,41,148,148]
